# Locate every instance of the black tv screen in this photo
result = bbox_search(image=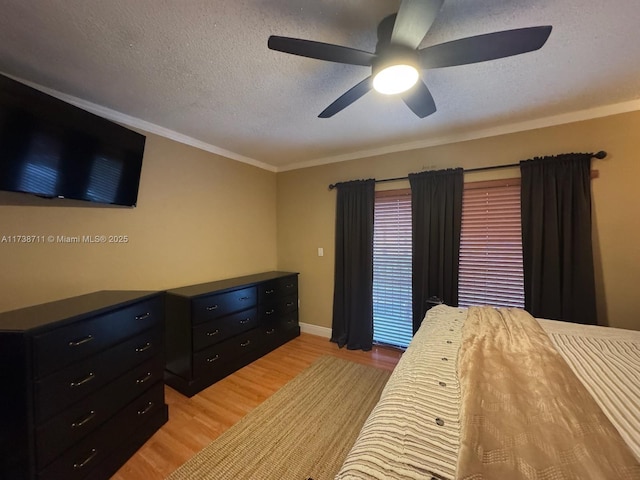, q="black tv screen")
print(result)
[0,74,145,207]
